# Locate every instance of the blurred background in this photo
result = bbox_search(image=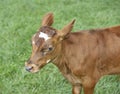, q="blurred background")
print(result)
[0,0,120,94]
